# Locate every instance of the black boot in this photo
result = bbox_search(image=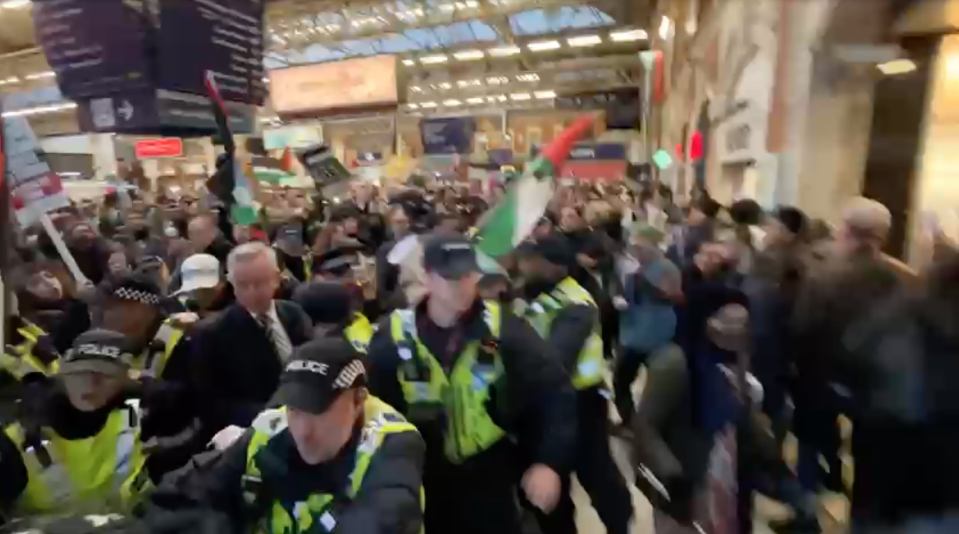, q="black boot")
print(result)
[768,514,822,534]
